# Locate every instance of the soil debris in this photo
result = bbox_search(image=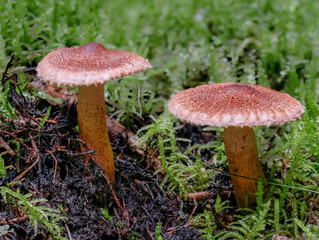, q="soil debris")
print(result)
[0,62,205,239]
